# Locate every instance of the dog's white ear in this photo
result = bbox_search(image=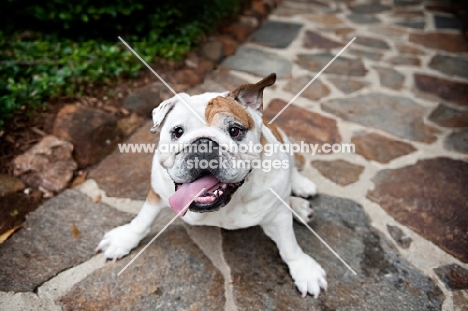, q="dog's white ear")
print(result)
[151,93,187,133]
[229,73,276,111]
